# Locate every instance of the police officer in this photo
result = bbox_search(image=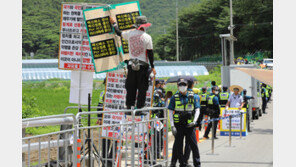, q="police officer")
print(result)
[266,85,272,103]
[219,86,229,108]
[155,79,161,89]
[152,88,165,159]
[198,87,208,131]
[261,83,268,114]
[168,78,201,167]
[242,89,254,132]
[184,78,201,167]
[203,86,220,140]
